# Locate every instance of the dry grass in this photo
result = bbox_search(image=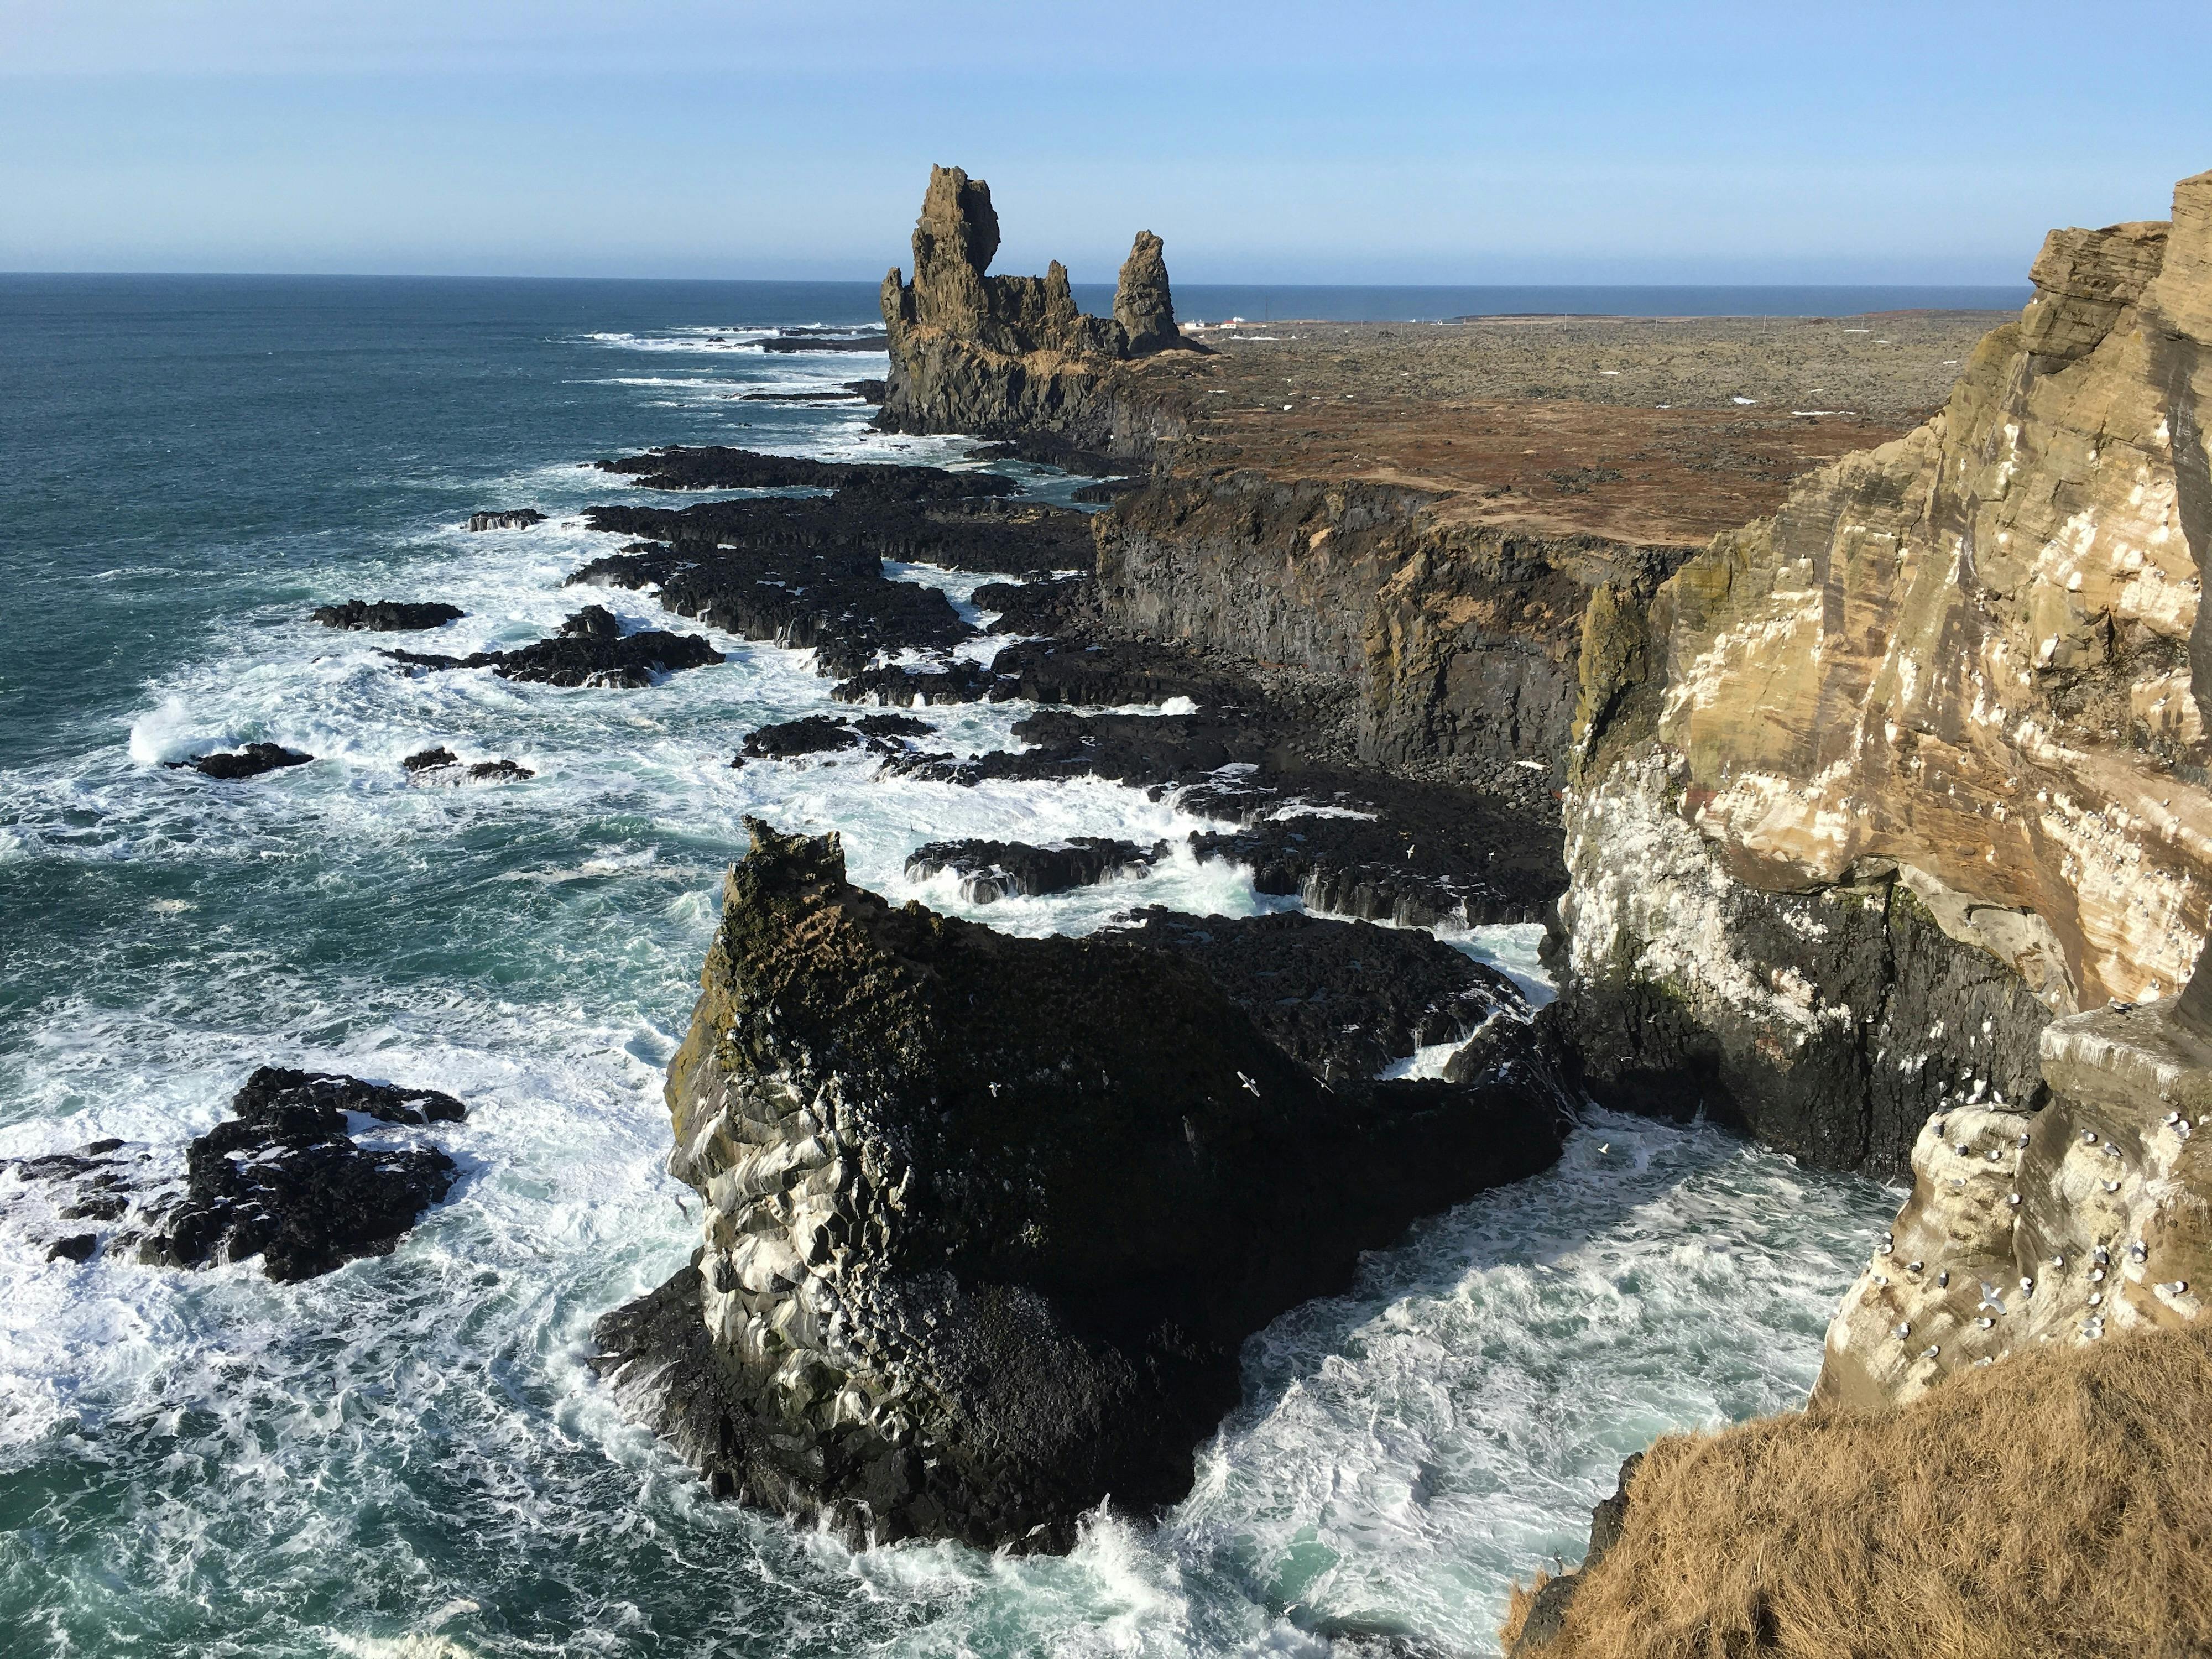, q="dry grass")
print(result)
[1517,1319,2212,1659]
